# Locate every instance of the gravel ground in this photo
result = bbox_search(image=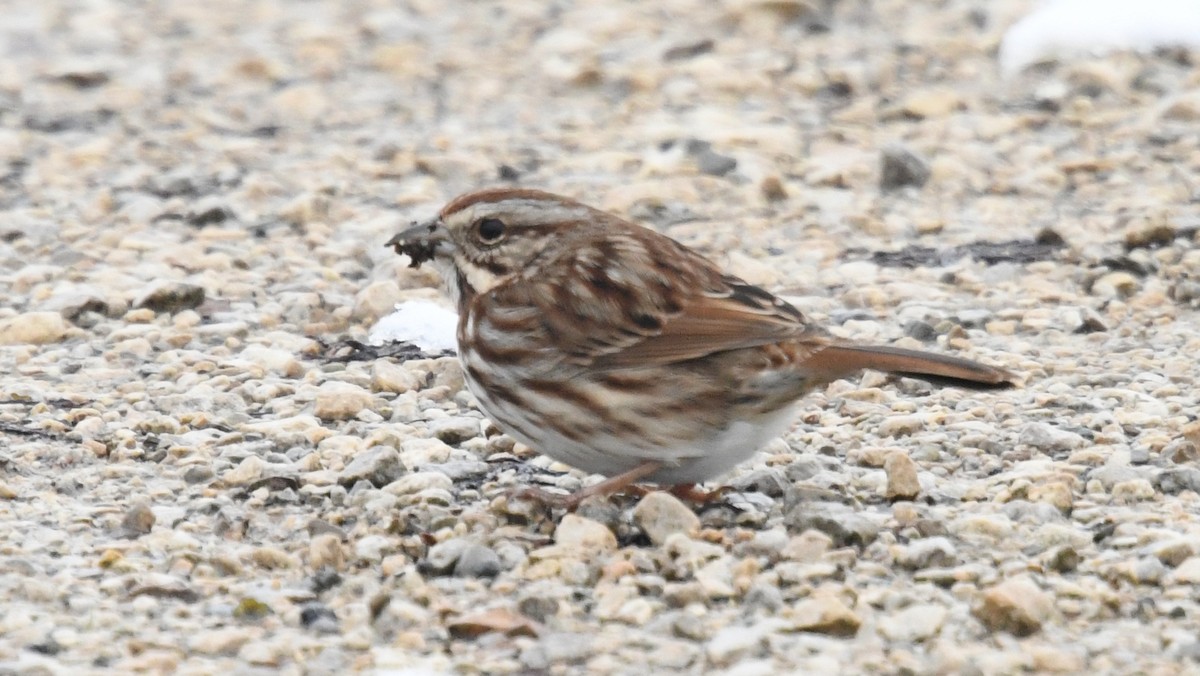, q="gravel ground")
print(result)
[2,0,1200,674]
